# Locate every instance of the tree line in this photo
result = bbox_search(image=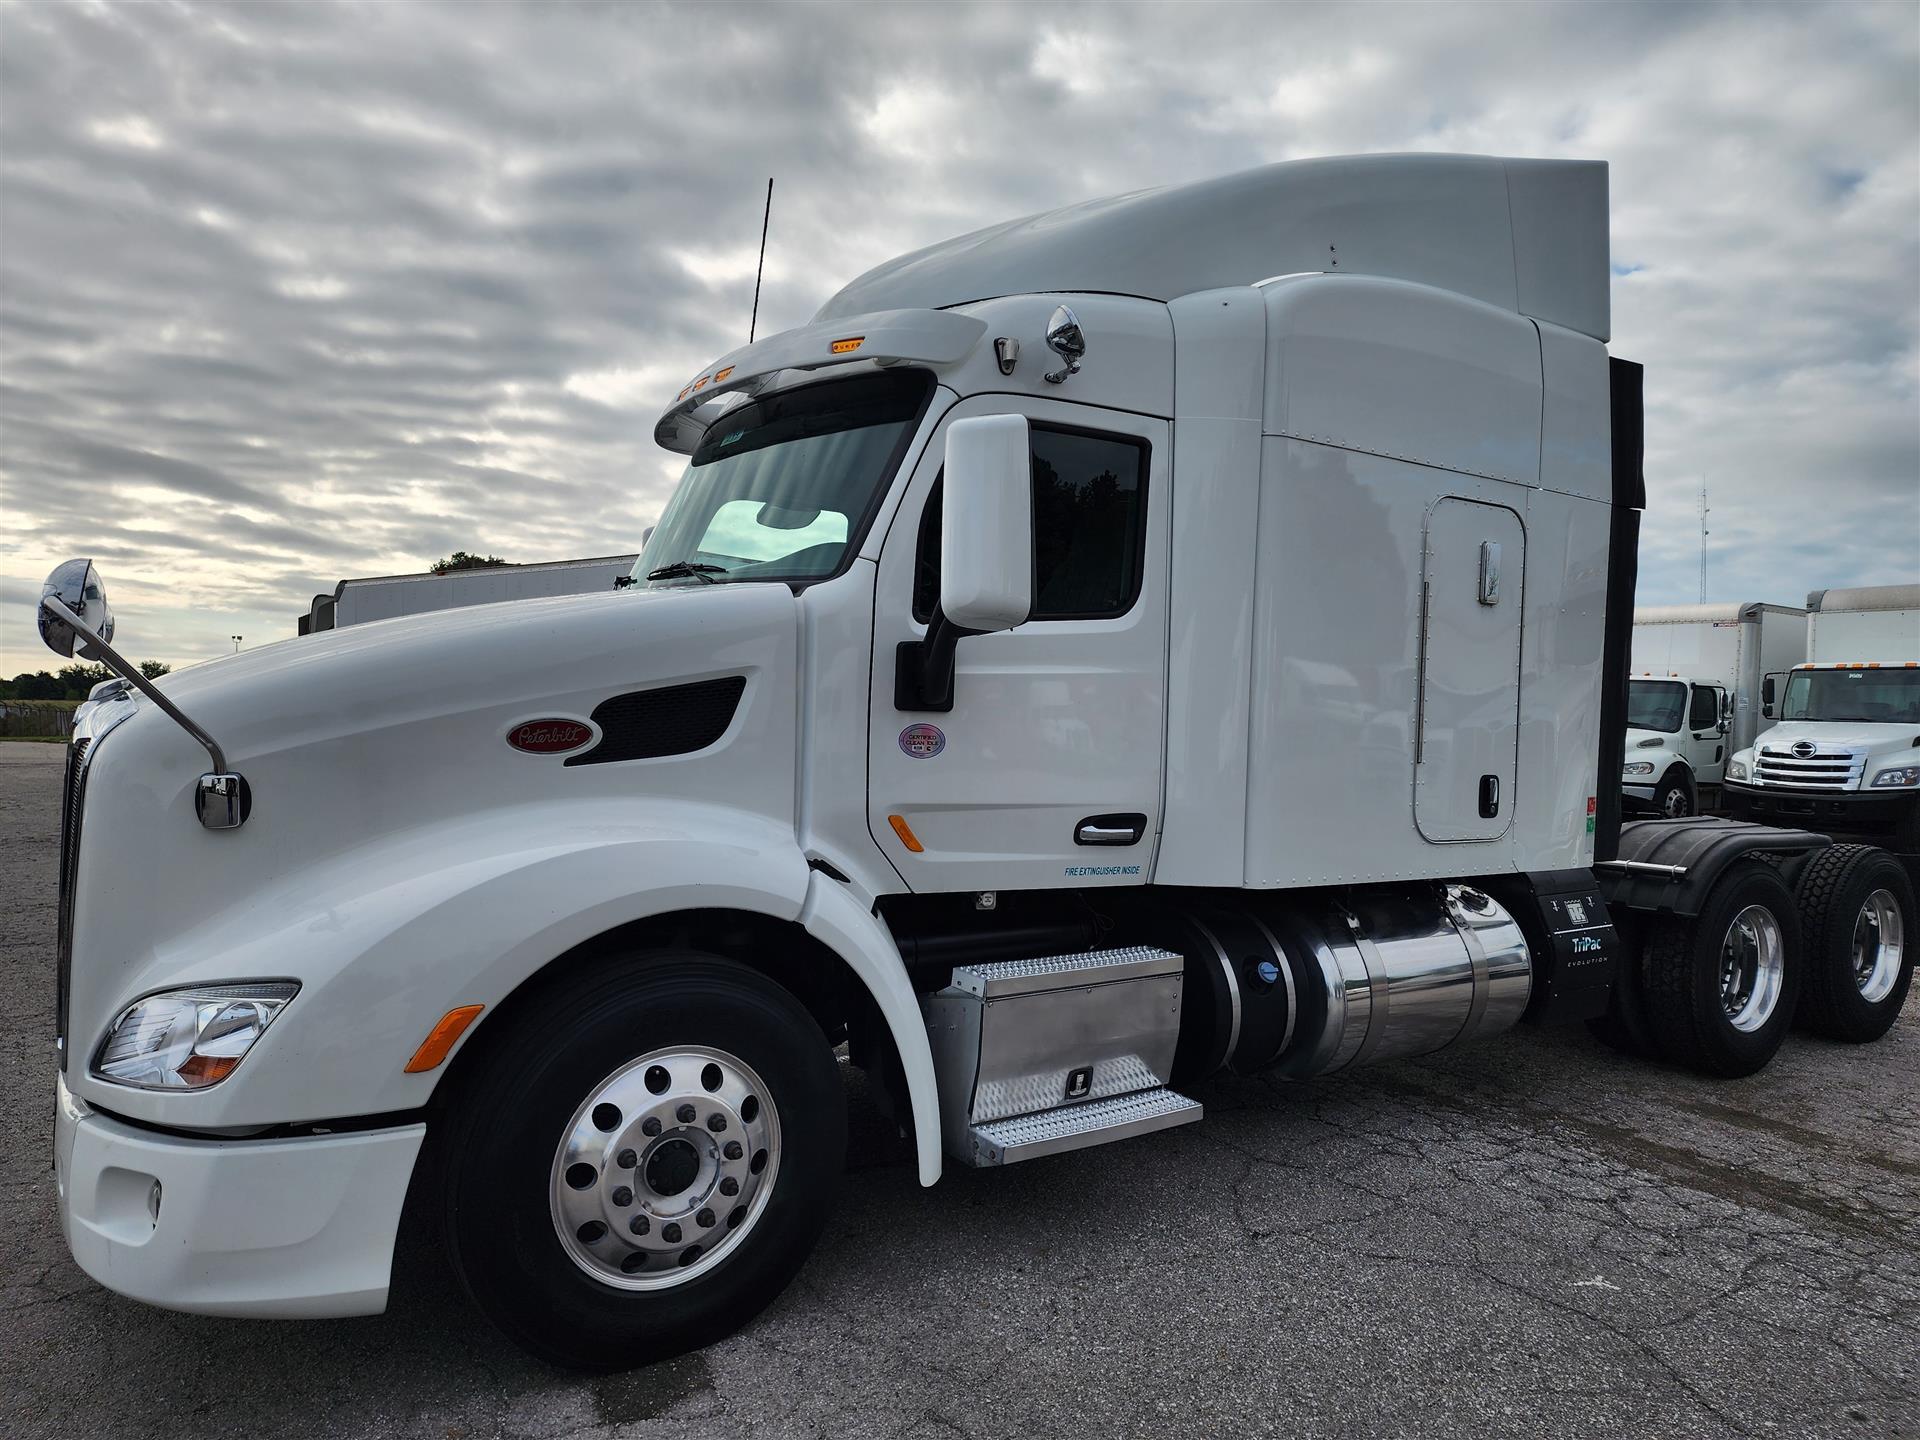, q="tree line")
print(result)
[2,661,171,702]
